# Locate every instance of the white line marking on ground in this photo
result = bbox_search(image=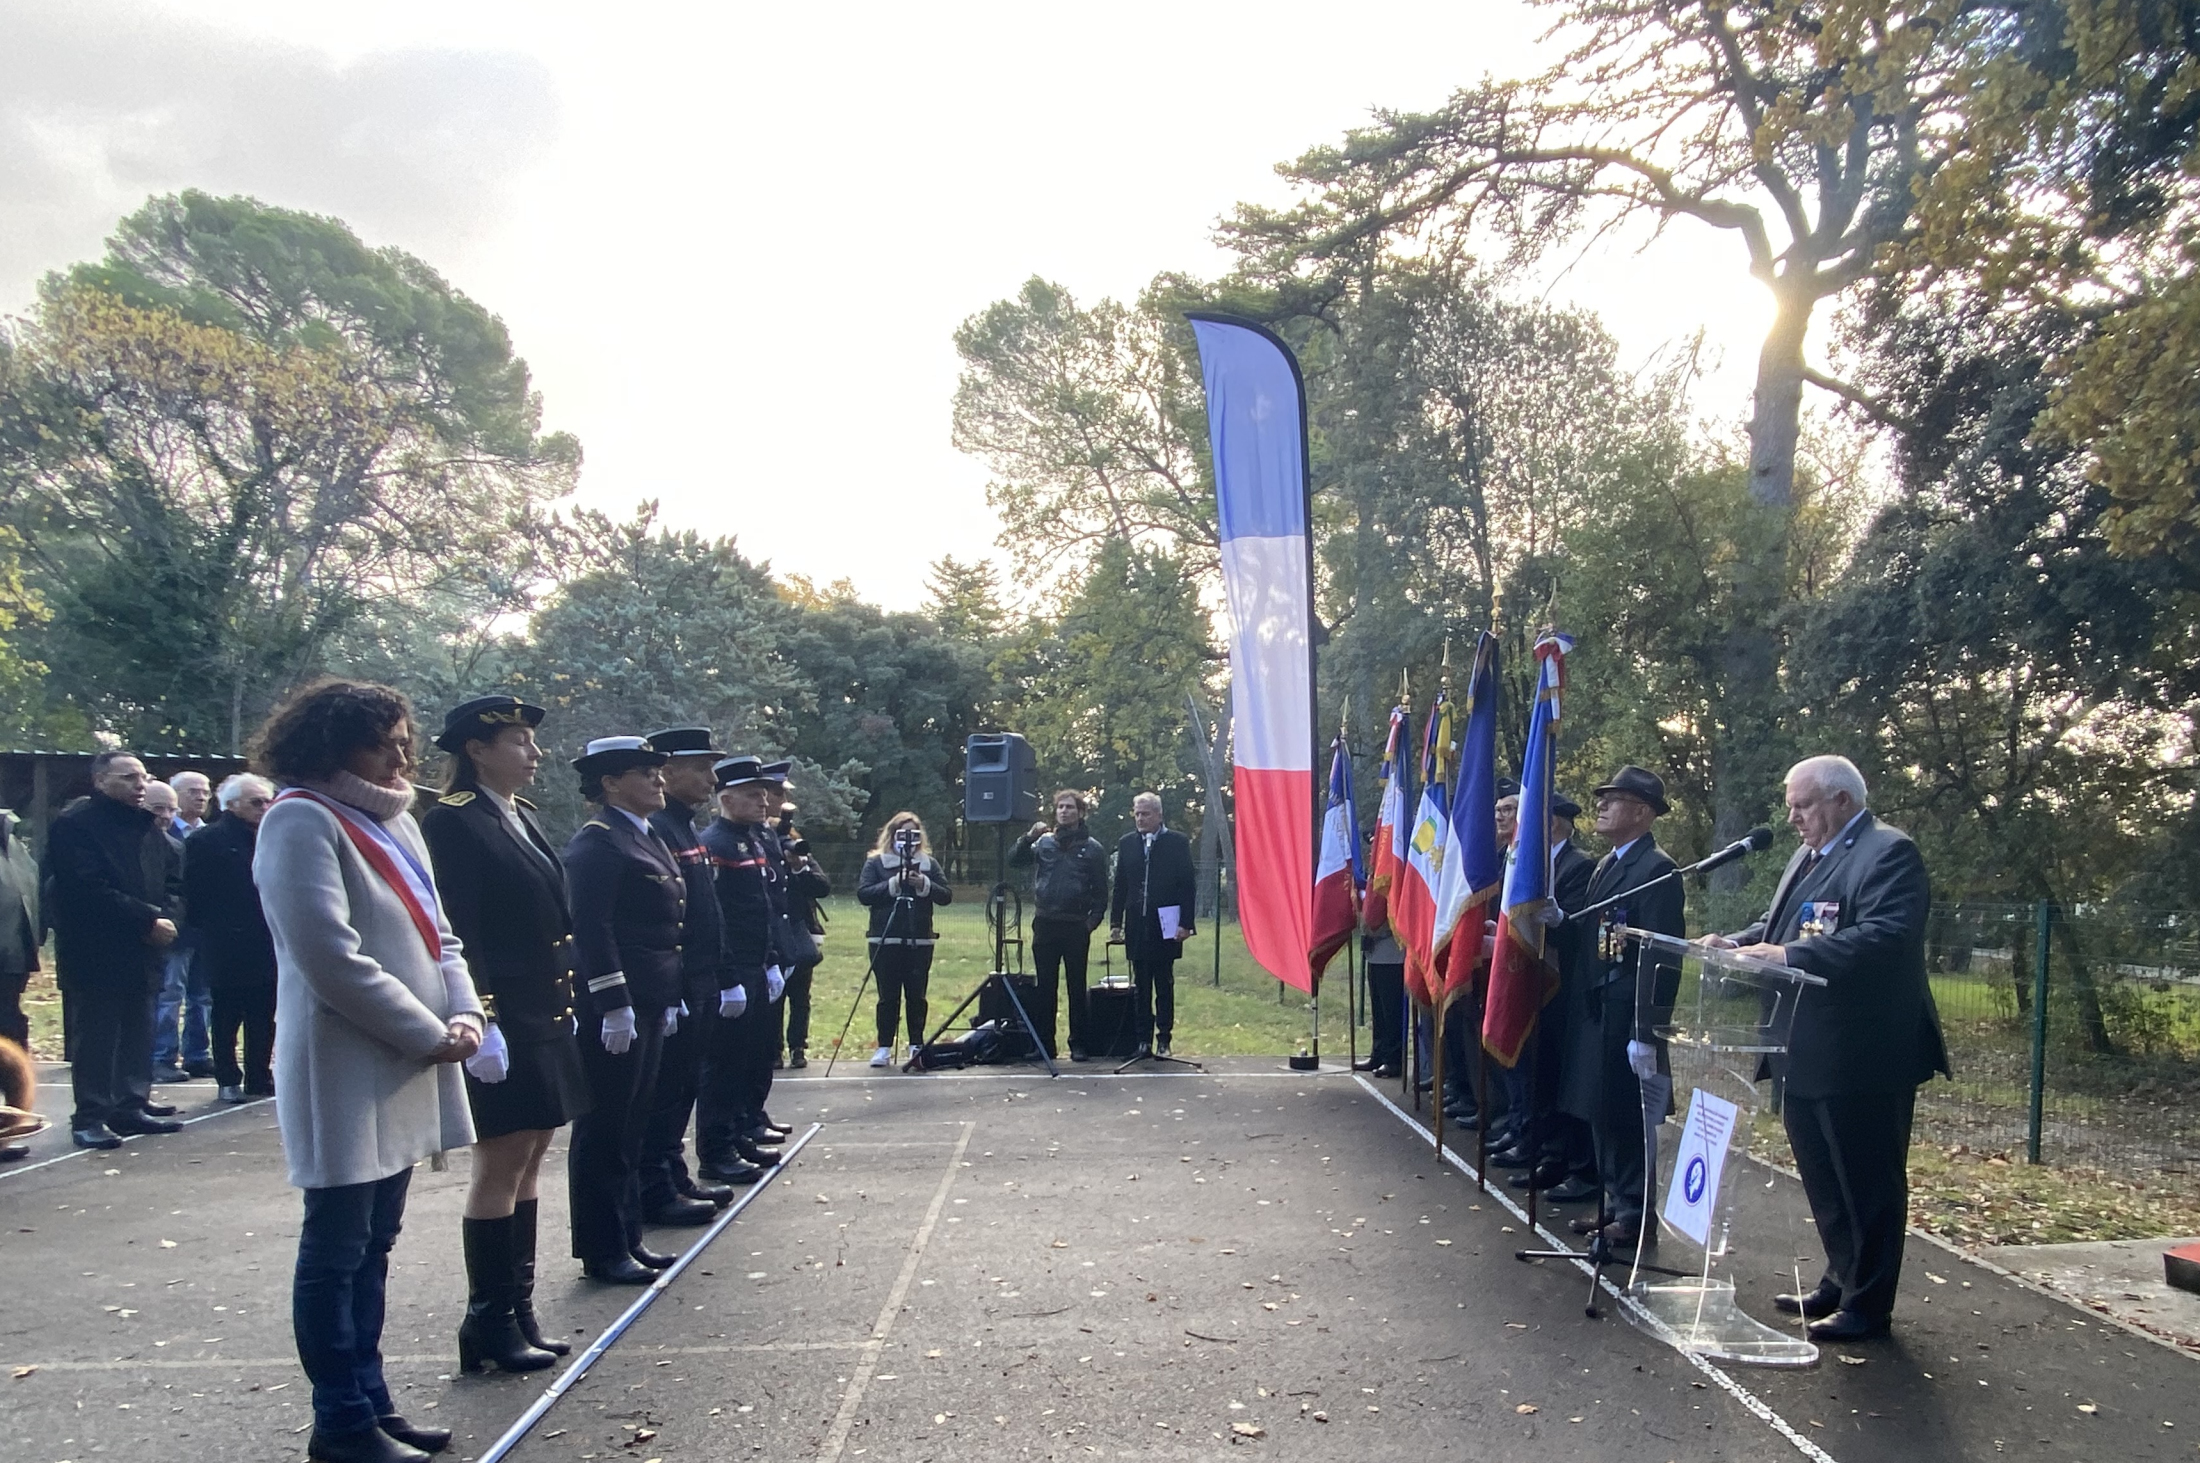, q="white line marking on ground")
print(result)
[5,1339,877,1372]
[814,1118,975,1463]
[1354,1075,1840,1463]
[0,1094,273,1182]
